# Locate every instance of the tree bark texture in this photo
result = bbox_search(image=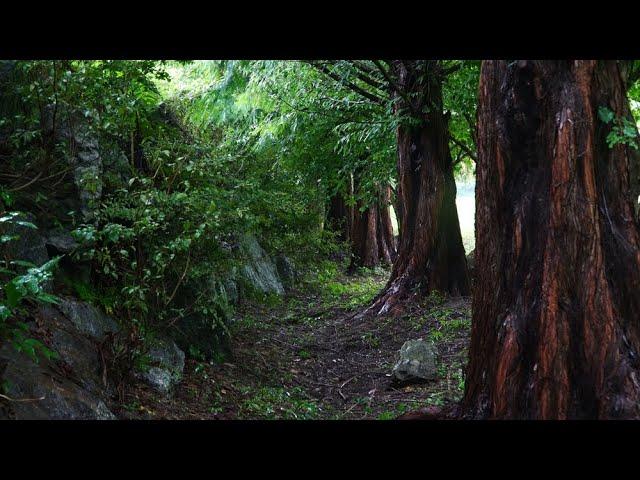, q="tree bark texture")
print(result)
[463,60,640,419]
[349,184,396,270]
